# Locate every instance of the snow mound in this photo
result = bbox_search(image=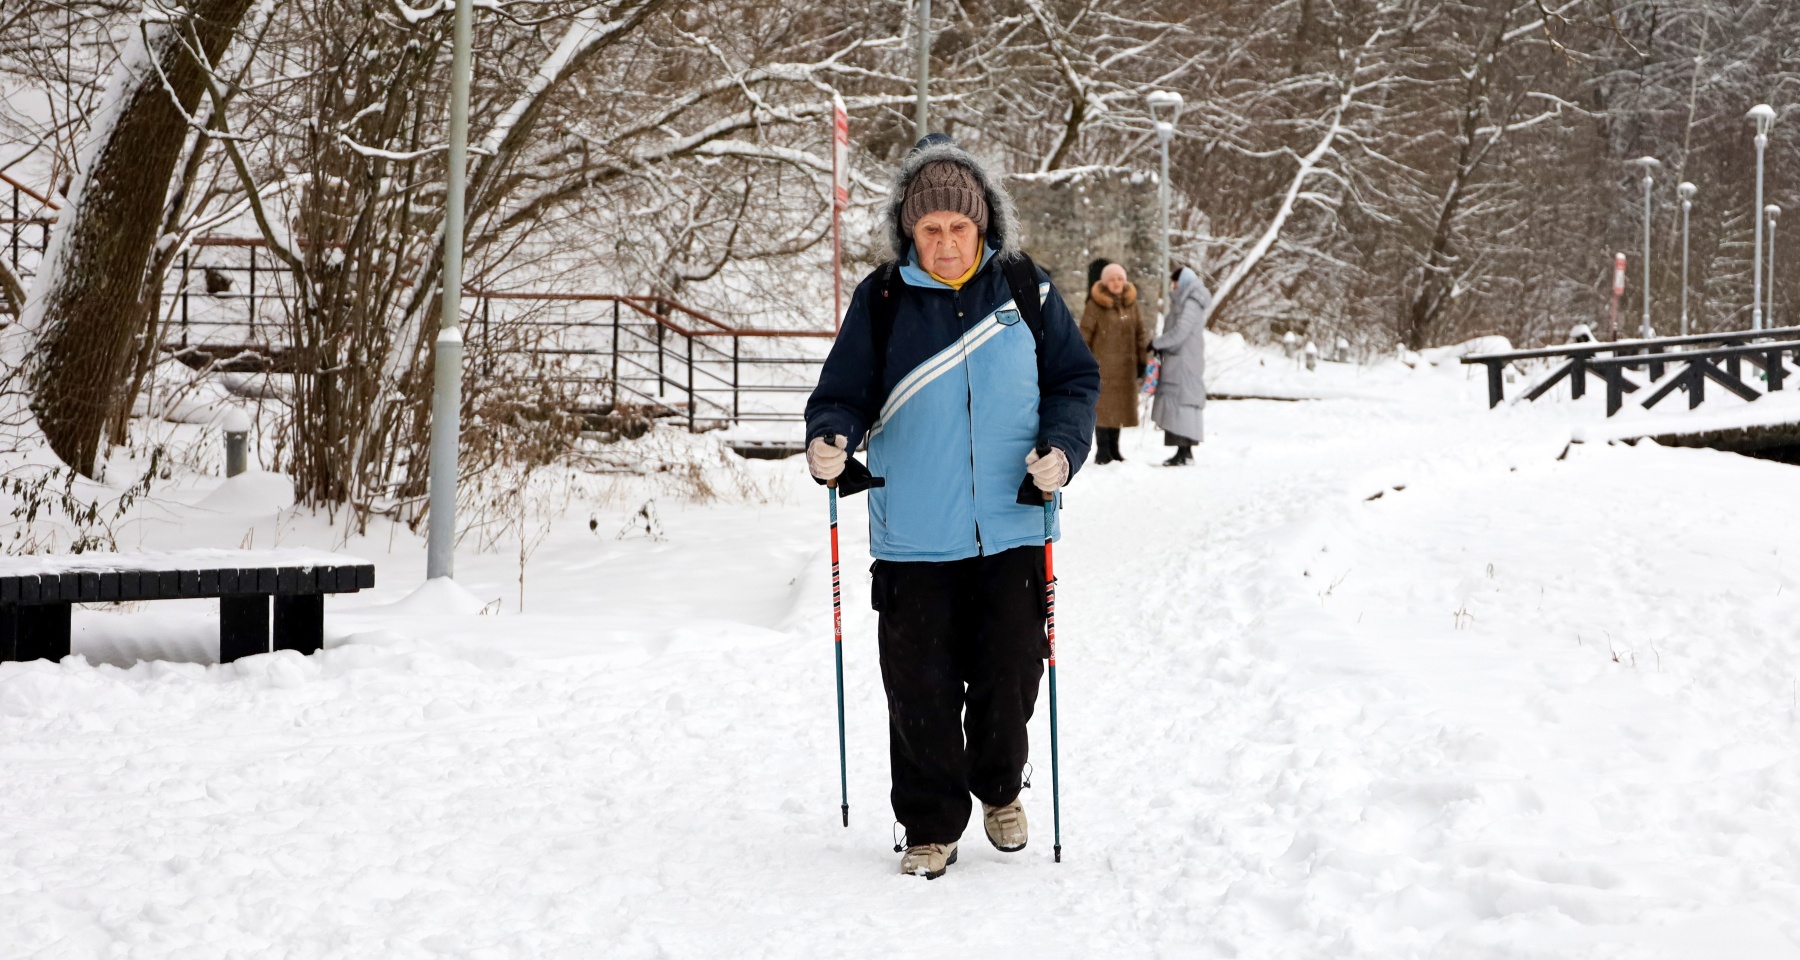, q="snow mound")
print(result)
[1419,335,1513,365]
[377,577,489,617]
[193,471,295,514]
